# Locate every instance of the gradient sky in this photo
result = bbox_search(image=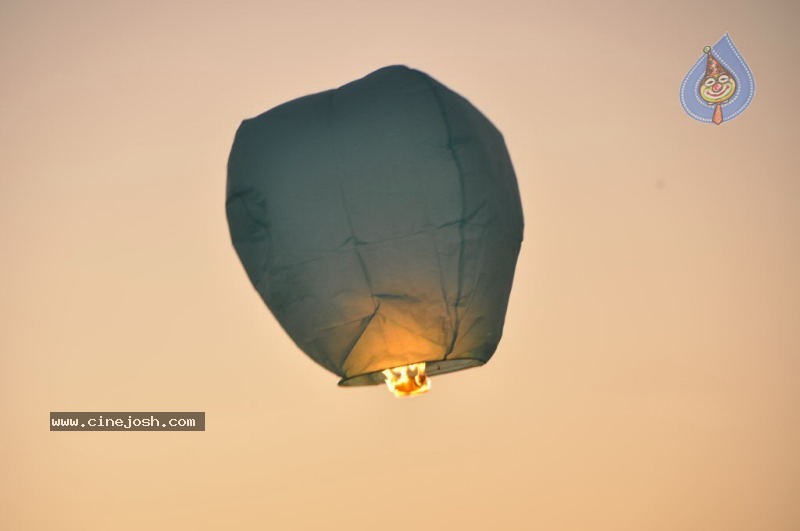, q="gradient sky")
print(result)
[2,1,798,530]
